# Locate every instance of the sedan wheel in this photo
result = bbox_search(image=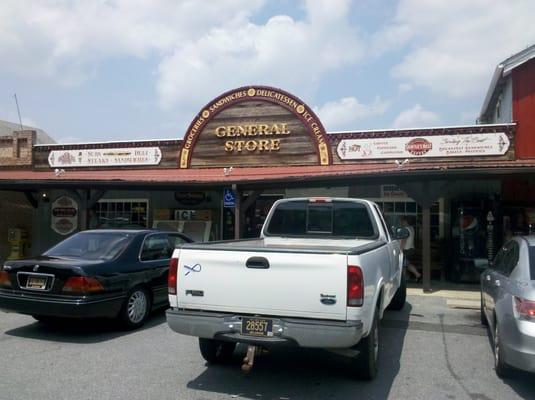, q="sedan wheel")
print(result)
[120,287,150,329]
[494,321,510,378]
[480,293,488,326]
